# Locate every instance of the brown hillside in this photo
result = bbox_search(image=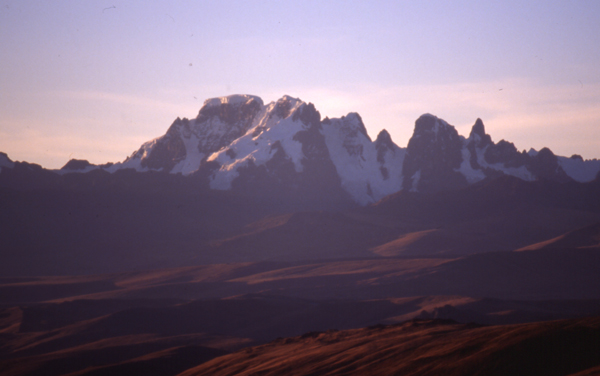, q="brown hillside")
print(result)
[180,317,600,376]
[517,222,600,251]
